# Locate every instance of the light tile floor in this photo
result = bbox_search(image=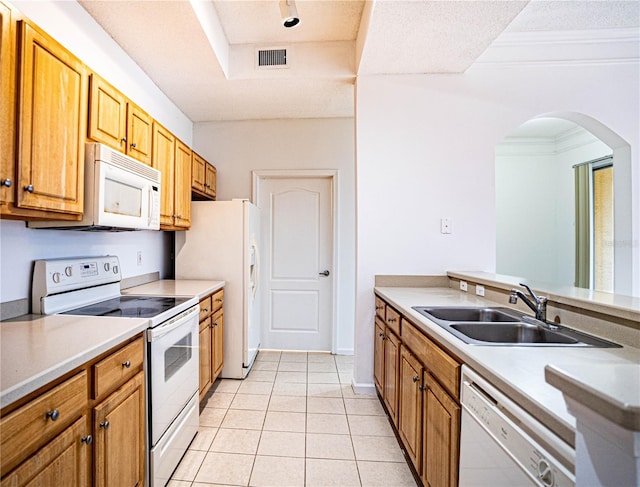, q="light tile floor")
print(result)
[168,350,417,487]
